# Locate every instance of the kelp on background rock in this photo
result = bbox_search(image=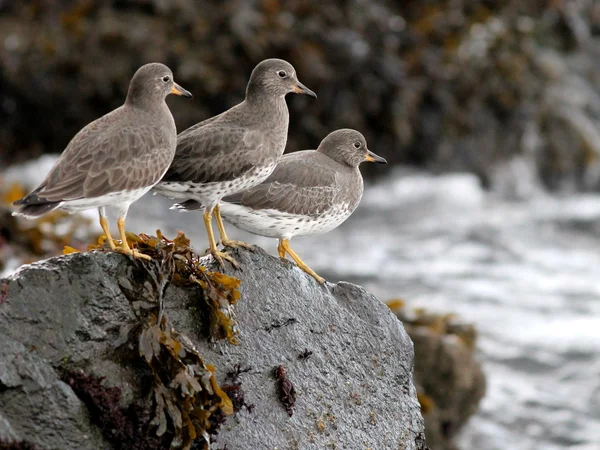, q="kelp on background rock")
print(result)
[1,1,600,189]
[387,299,486,450]
[0,180,95,272]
